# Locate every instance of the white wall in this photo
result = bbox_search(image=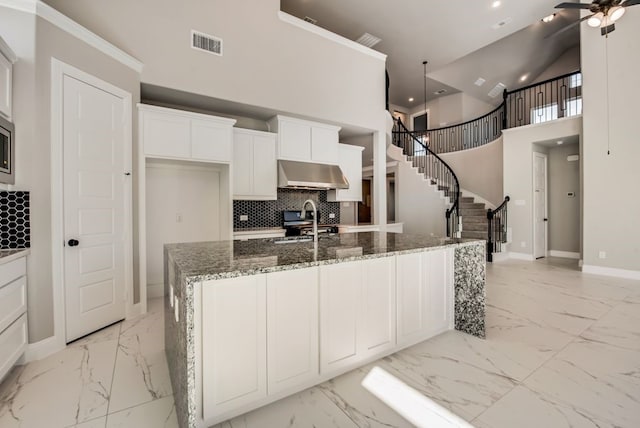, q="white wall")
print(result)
[43,0,387,132]
[502,117,582,257]
[532,45,580,84]
[439,137,504,206]
[145,161,222,294]
[581,9,640,273]
[408,92,494,129]
[0,7,141,342]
